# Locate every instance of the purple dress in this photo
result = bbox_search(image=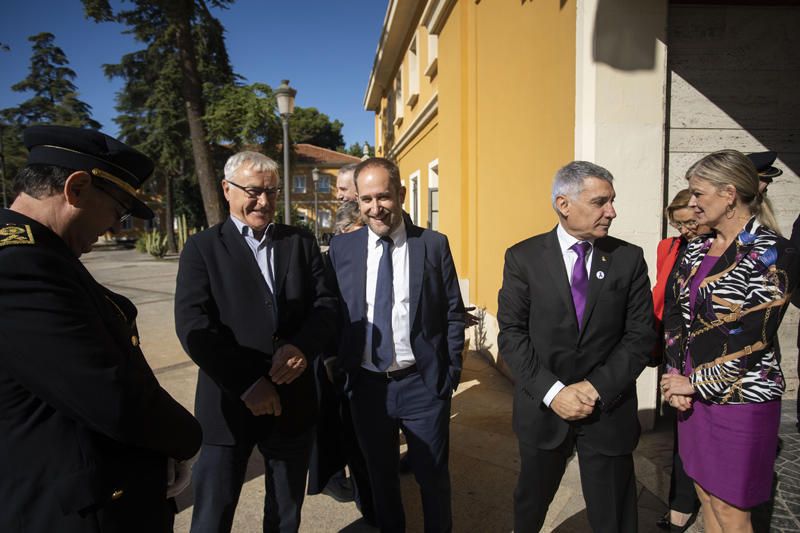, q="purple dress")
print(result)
[678,254,781,508]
